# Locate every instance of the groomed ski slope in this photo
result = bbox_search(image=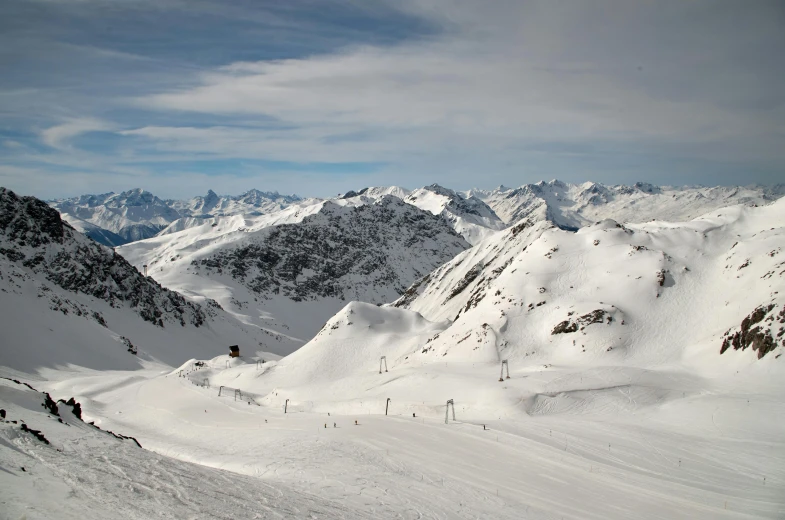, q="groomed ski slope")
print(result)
[0,377,362,520]
[31,354,784,520]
